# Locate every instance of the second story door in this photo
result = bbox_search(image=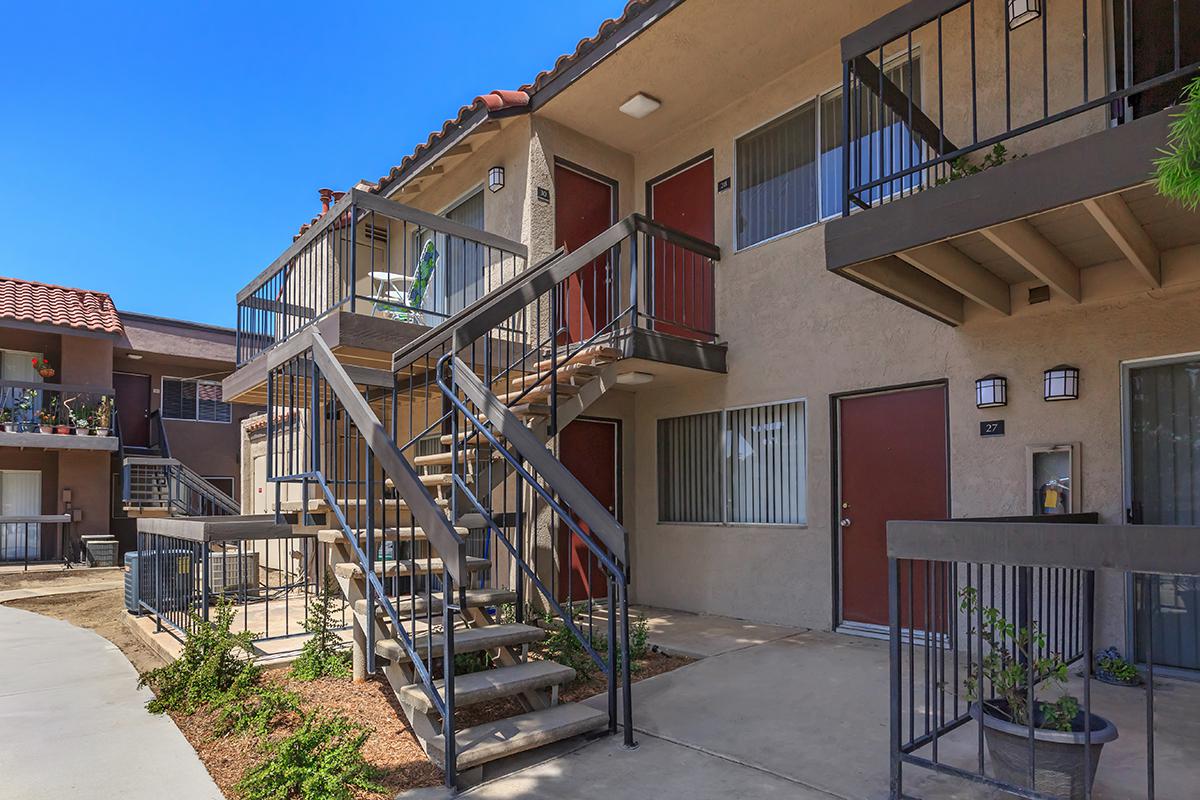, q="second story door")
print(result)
[554,161,616,343]
[648,154,715,340]
[114,372,151,448]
